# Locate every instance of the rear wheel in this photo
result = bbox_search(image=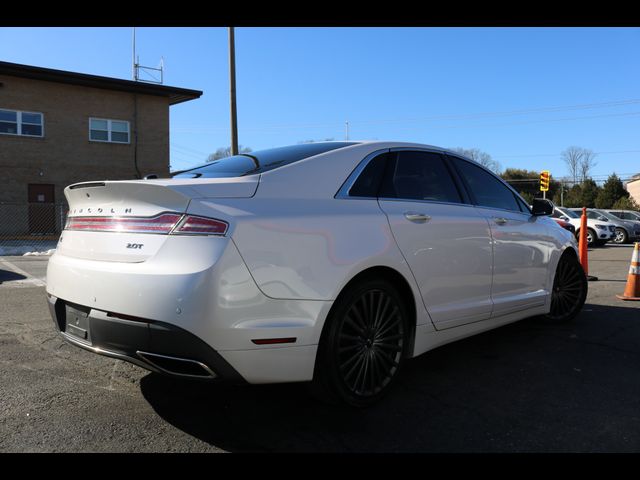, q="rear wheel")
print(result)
[544,252,588,322]
[311,278,409,407]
